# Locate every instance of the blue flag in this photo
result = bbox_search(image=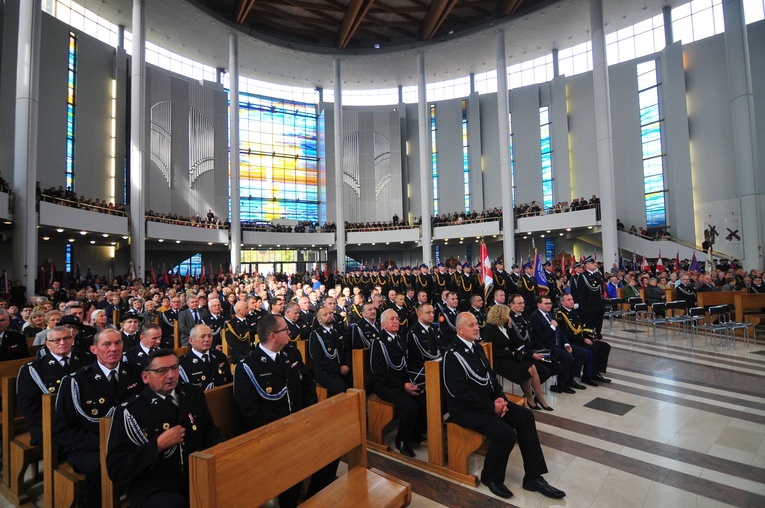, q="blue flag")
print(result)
[533,251,549,295]
[690,251,699,272]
